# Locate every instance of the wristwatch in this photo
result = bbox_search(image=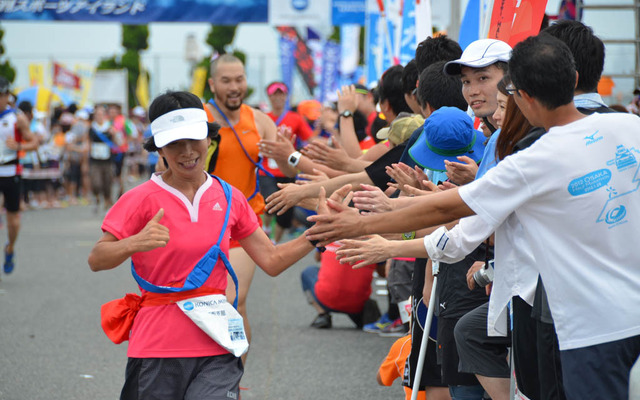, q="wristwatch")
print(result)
[287,151,302,167]
[402,231,416,240]
[340,110,353,118]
